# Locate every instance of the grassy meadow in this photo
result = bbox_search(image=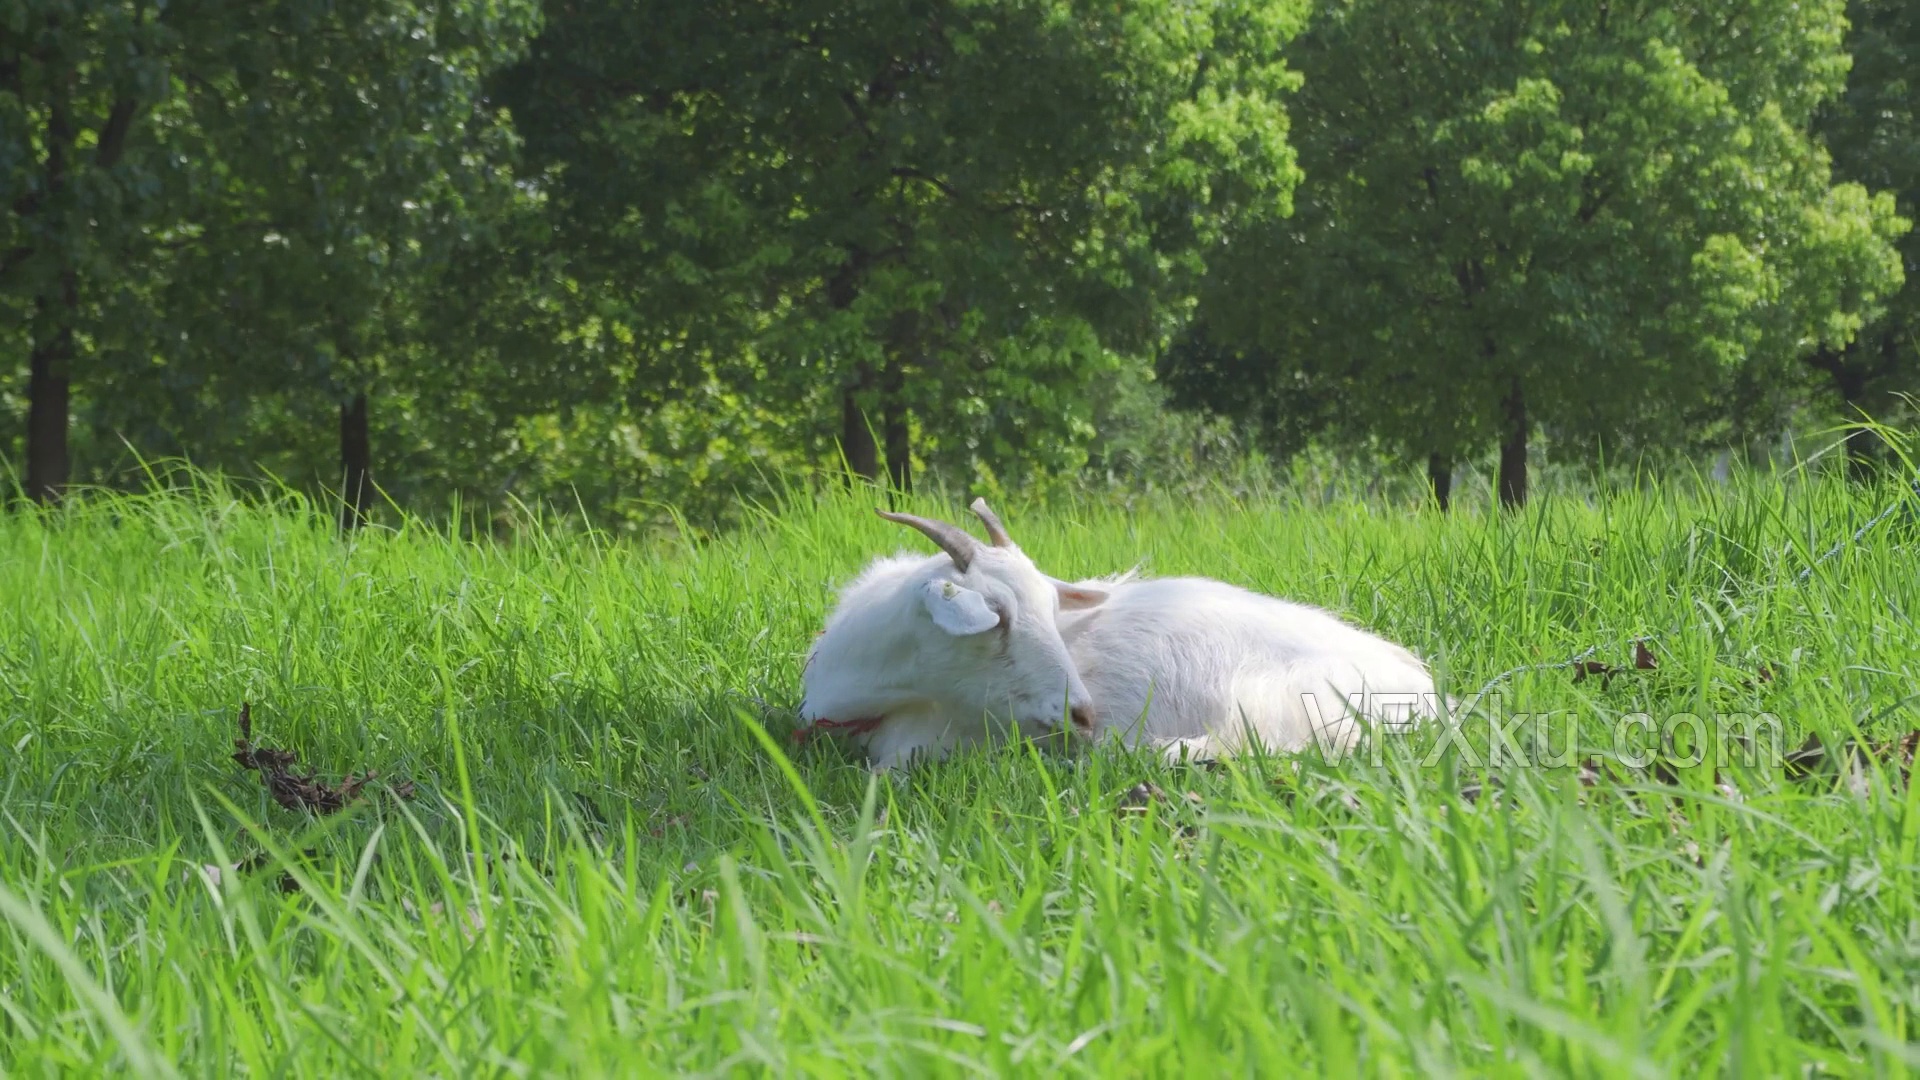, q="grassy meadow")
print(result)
[2,475,1918,1075]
